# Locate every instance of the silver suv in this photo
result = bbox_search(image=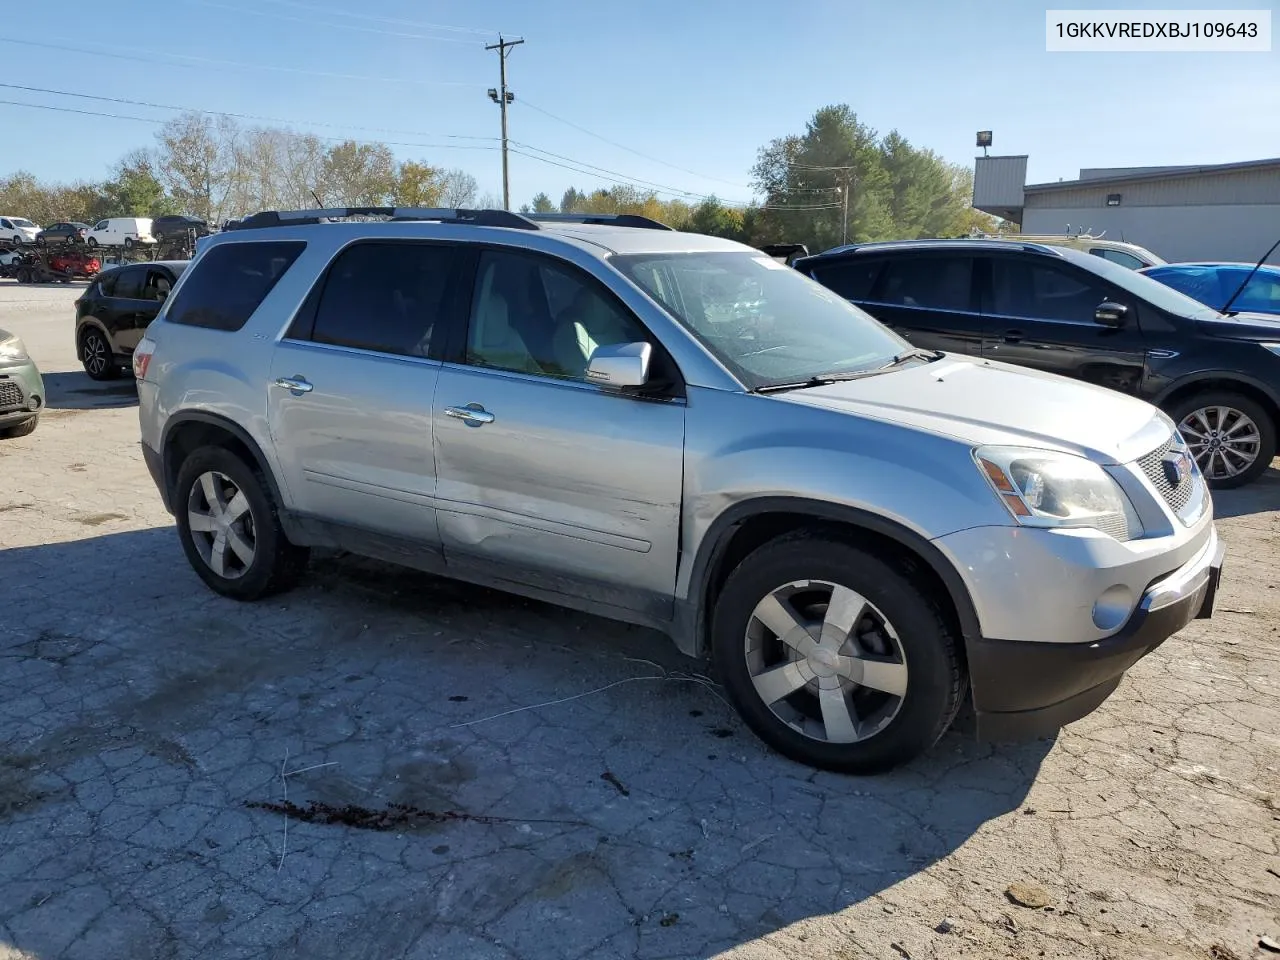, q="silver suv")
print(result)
[135,207,1224,773]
